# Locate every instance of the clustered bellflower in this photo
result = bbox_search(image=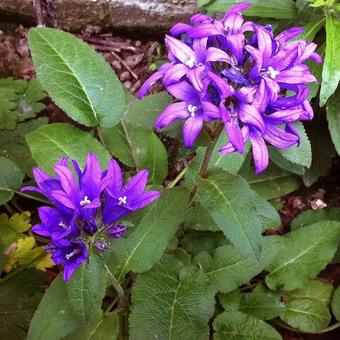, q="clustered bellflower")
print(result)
[140,2,321,173]
[21,154,160,281]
